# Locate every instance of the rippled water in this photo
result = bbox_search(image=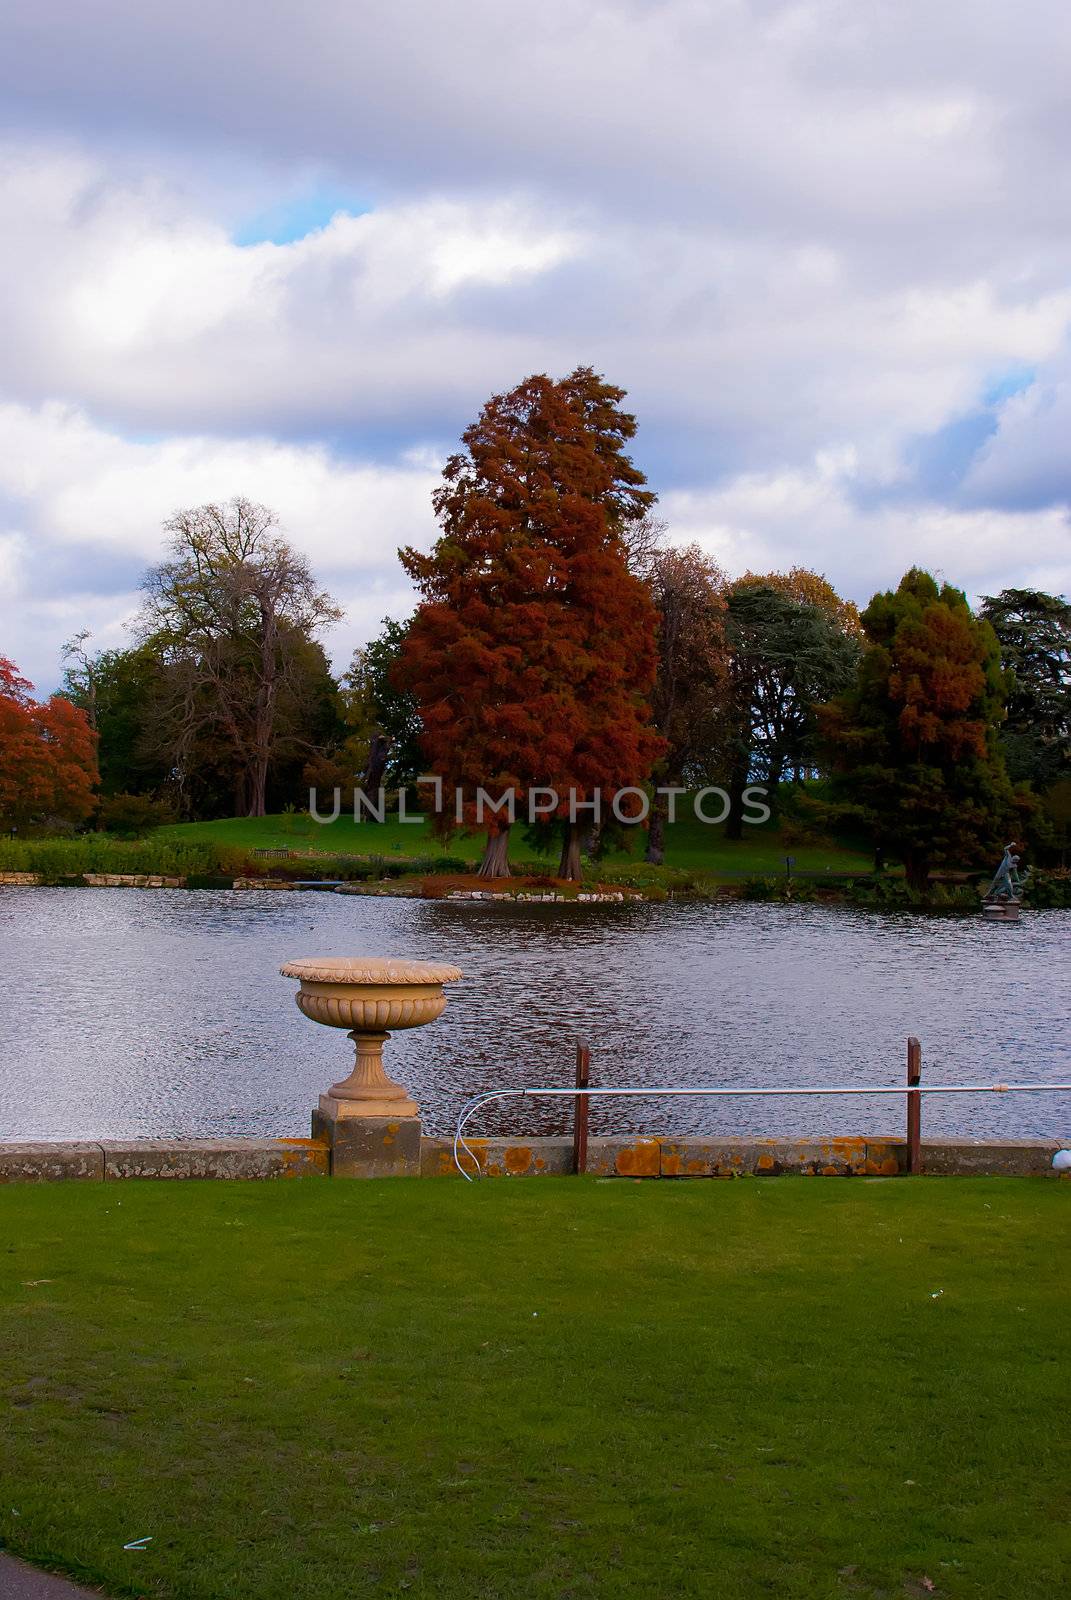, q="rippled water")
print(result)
[0,887,1068,1144]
